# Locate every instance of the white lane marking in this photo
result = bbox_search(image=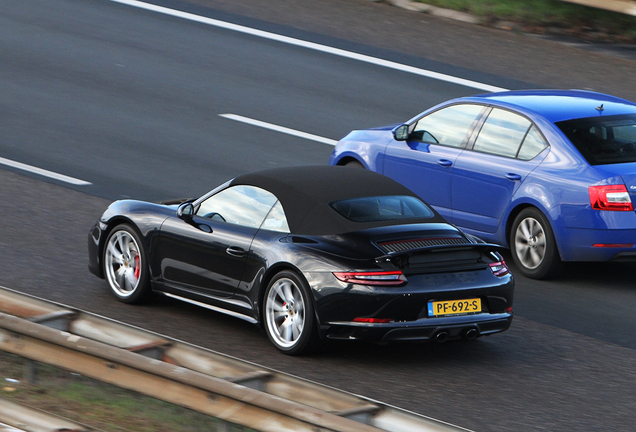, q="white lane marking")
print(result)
[109,0,508,93]
[219,114,338,146]
[0,157,92,185]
